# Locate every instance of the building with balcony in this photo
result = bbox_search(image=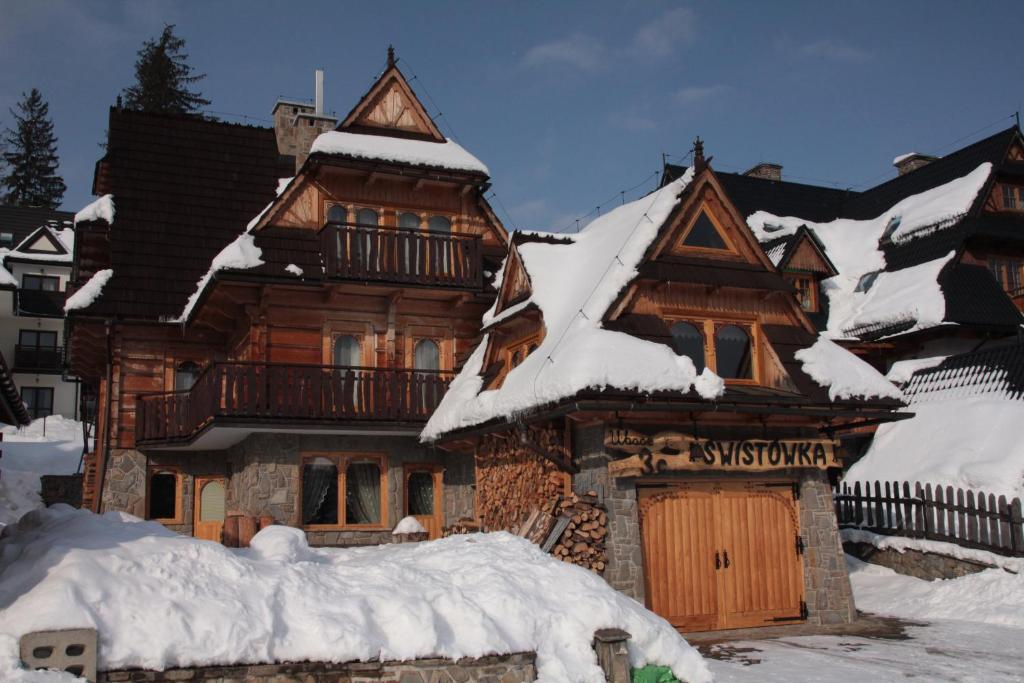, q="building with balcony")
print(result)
[67,51,507,545]
[0,205,83,422]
